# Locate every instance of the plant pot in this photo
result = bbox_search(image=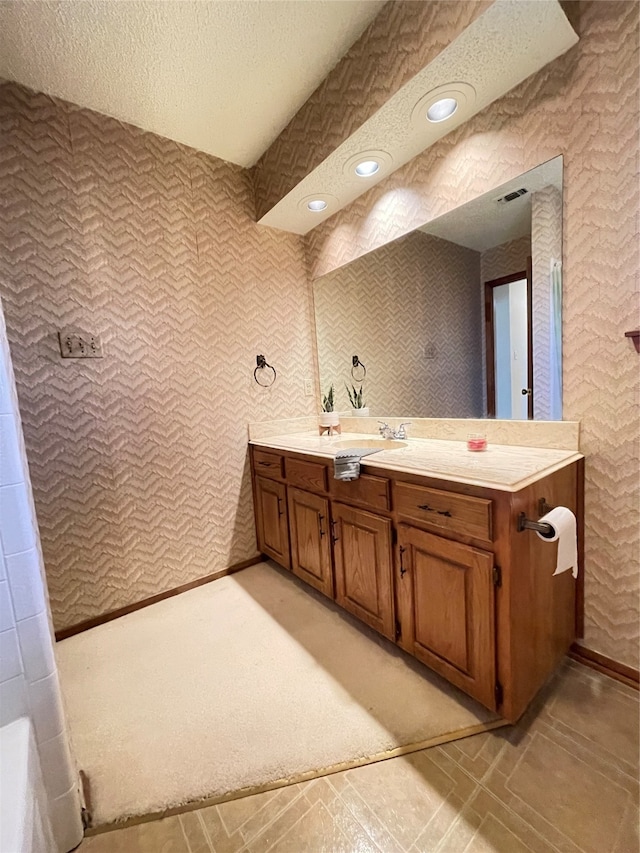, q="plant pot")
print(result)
[351,407,370,418]
[319,411,340,427]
